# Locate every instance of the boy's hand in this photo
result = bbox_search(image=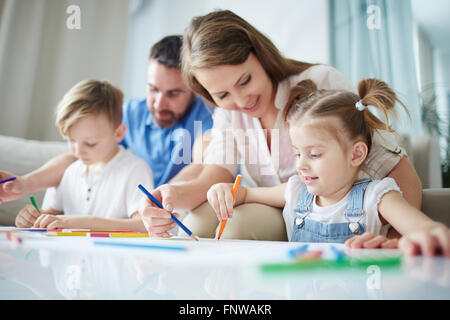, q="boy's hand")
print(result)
[32,213,74,229]
[0,171,27,204]
[398,224,450,258]
[138,185,178,238]
[15,204,41,228]
[344,232,399,249]
[206,183,247,222]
